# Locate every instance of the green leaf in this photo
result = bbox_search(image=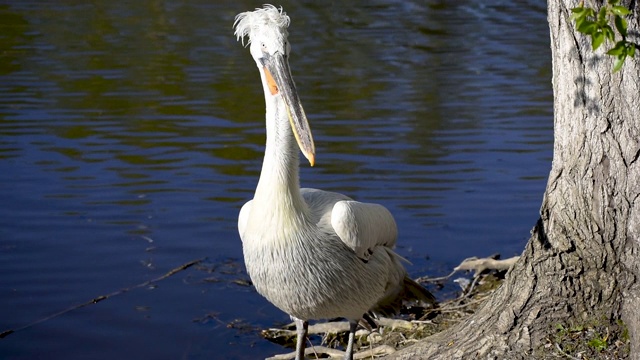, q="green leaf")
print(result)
[598,6,607,24]
[571,6,586,15]
[614,16,628,37]
[577,20,597,34]
[571,7,595,22]
[593,32,605,50]
[606,41,626,56]
[613,54,626,72]
[603,25,615,42]
[571,2,638,73]
[611,6,631,16]
[588,337,608,351]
